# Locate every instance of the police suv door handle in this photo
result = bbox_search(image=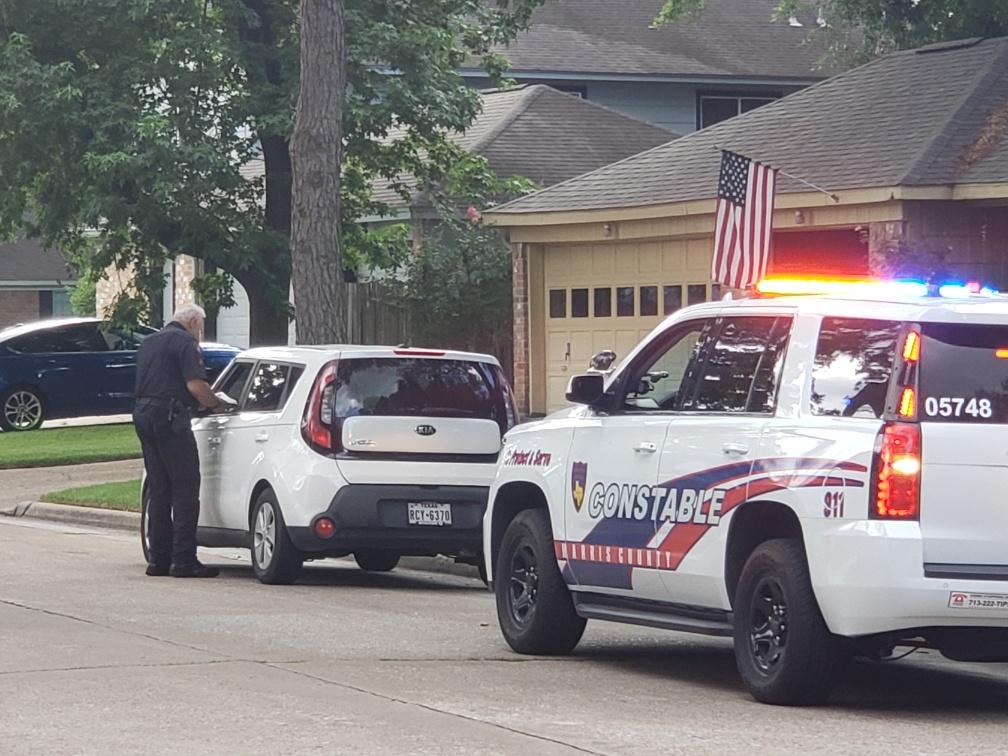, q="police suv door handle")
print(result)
[255,432,269,443]
[633,442,658,454]
[722,442,749,456]
[208,437,222,447]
